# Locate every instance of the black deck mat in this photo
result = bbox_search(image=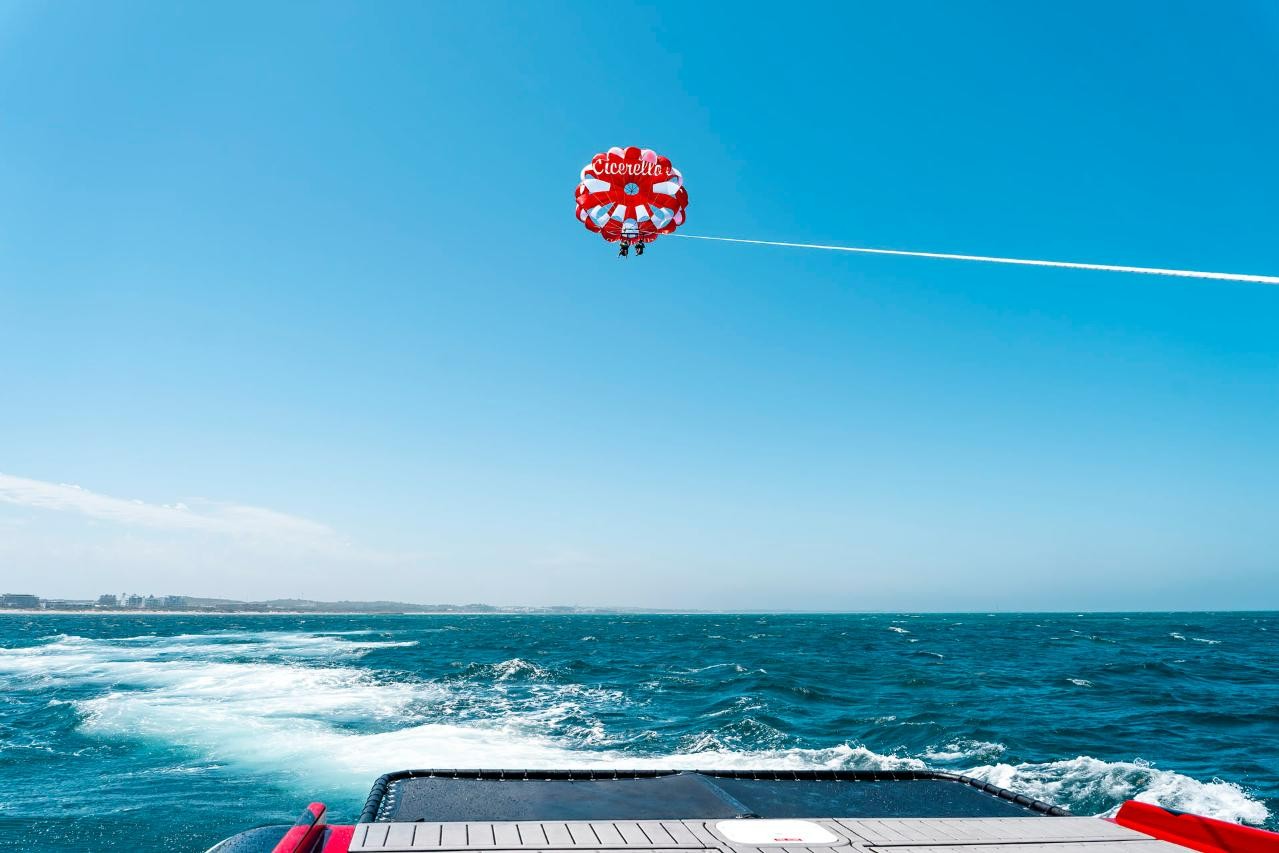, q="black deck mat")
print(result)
[379,773,739,822]
[709,776,1034,819]
[364,770,1066,823]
